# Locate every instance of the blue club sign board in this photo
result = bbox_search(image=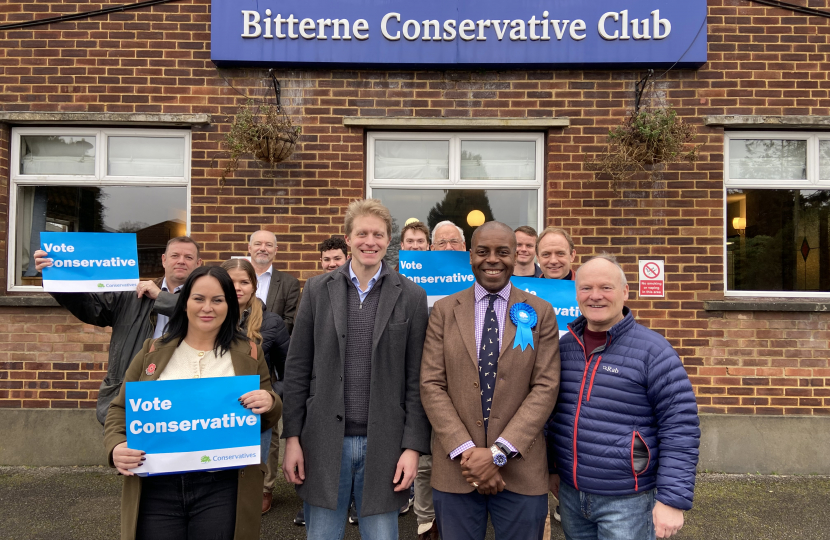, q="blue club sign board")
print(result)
[211,0,708,69]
